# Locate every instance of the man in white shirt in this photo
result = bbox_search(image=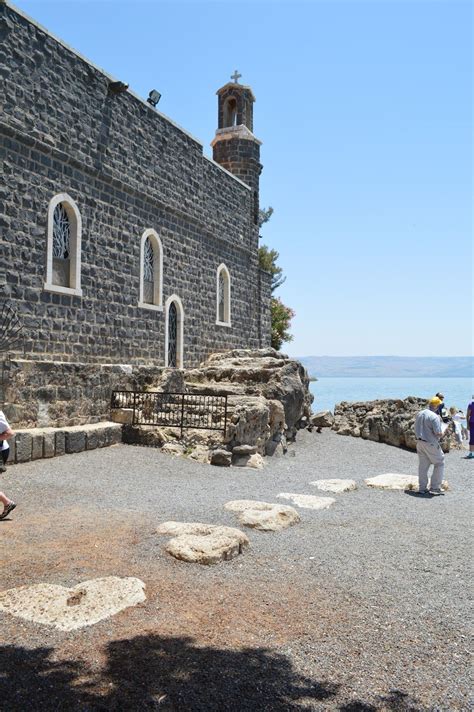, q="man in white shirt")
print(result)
[414,397,445,495]
[0,410,16,520]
